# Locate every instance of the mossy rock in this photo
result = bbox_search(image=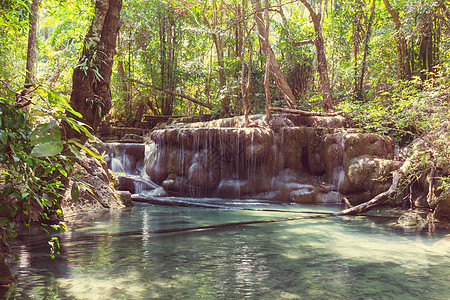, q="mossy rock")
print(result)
[435,190,450,221]
[0,253,14,286]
